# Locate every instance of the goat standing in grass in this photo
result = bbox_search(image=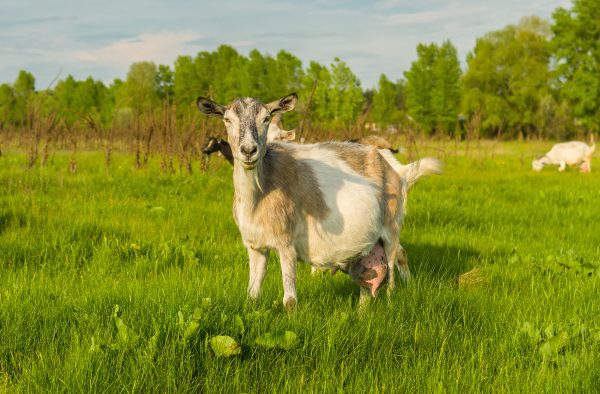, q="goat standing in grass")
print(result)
[197,93,439,308]
[532,137,595,172]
